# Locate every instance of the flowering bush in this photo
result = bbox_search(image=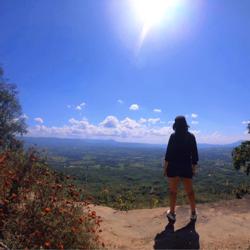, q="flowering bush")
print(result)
[0,147,104,249]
